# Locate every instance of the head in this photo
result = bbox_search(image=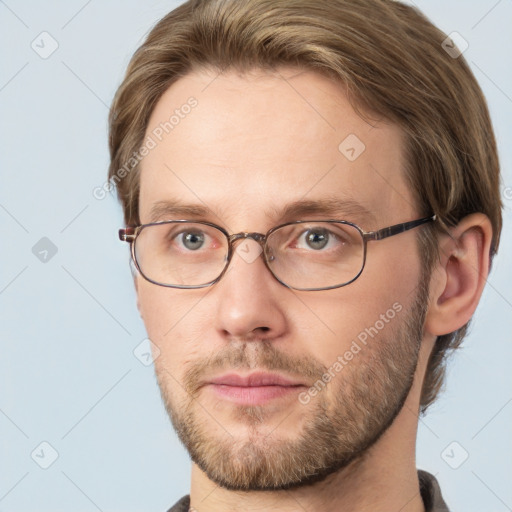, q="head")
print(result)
[108,0,501,491]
